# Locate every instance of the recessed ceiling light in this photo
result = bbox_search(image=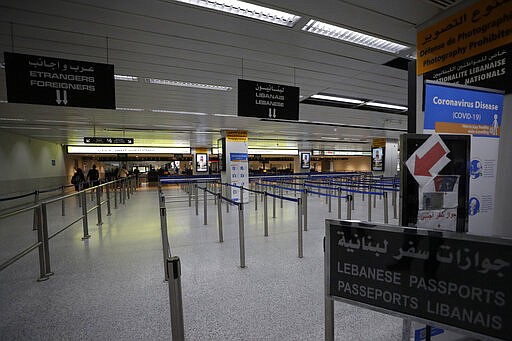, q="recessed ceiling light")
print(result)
[145,78,232,91]
[302,19,409,54]
[0,126,50,130]
[174,0,301,27]
[0,117,26,121]
[114,74,139,82]
[311,94,364,104]
[365,102,408,110]
[213,113,236,117]
[151,109,208,116]
[116,107,144,111]
[35,119,89,125]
